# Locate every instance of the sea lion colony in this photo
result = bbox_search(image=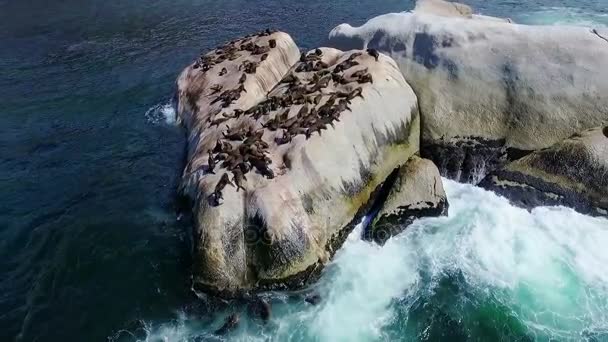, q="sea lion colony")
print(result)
[191,33,380,205]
